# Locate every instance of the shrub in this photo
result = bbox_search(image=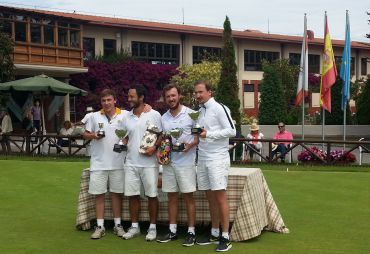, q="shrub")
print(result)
[297,146,356,163]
